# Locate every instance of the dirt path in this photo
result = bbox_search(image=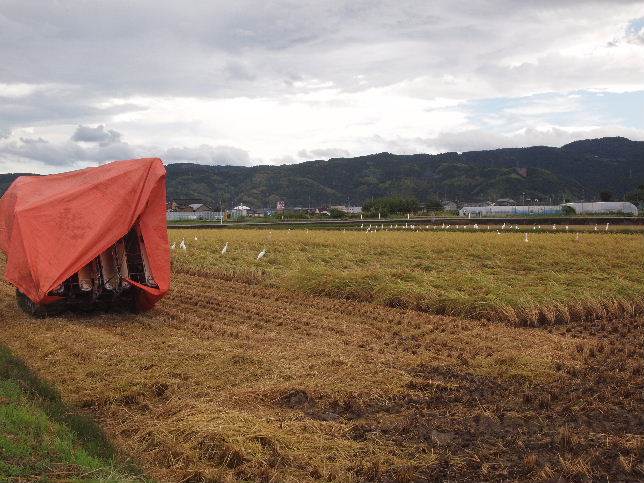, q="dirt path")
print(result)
[1,270,642,481]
